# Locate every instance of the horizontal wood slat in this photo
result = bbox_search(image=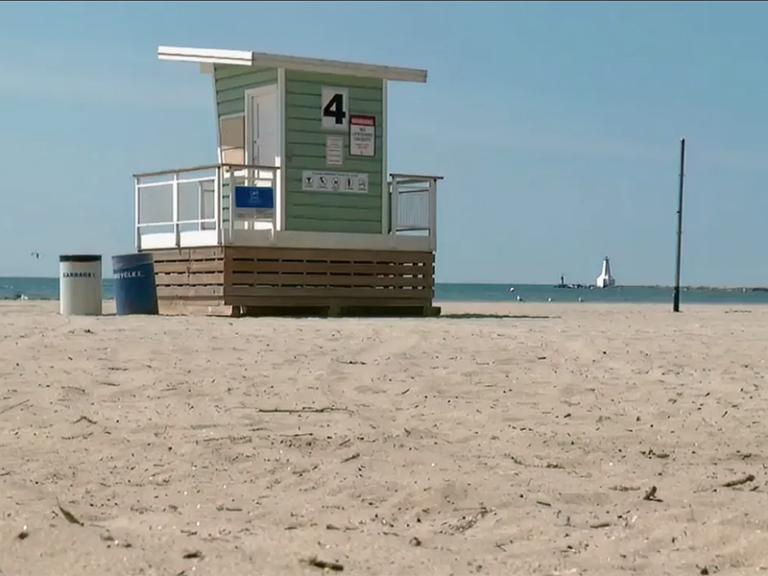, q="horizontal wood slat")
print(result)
[156,273,225,286]
[228,296,431,308]
[227,246,433,265]
[228,260,431,275]
[154,261,224,274]
[227,272,431,288]
[149,247,224,262]
[225,286,433,299]
[157,286,223,298]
